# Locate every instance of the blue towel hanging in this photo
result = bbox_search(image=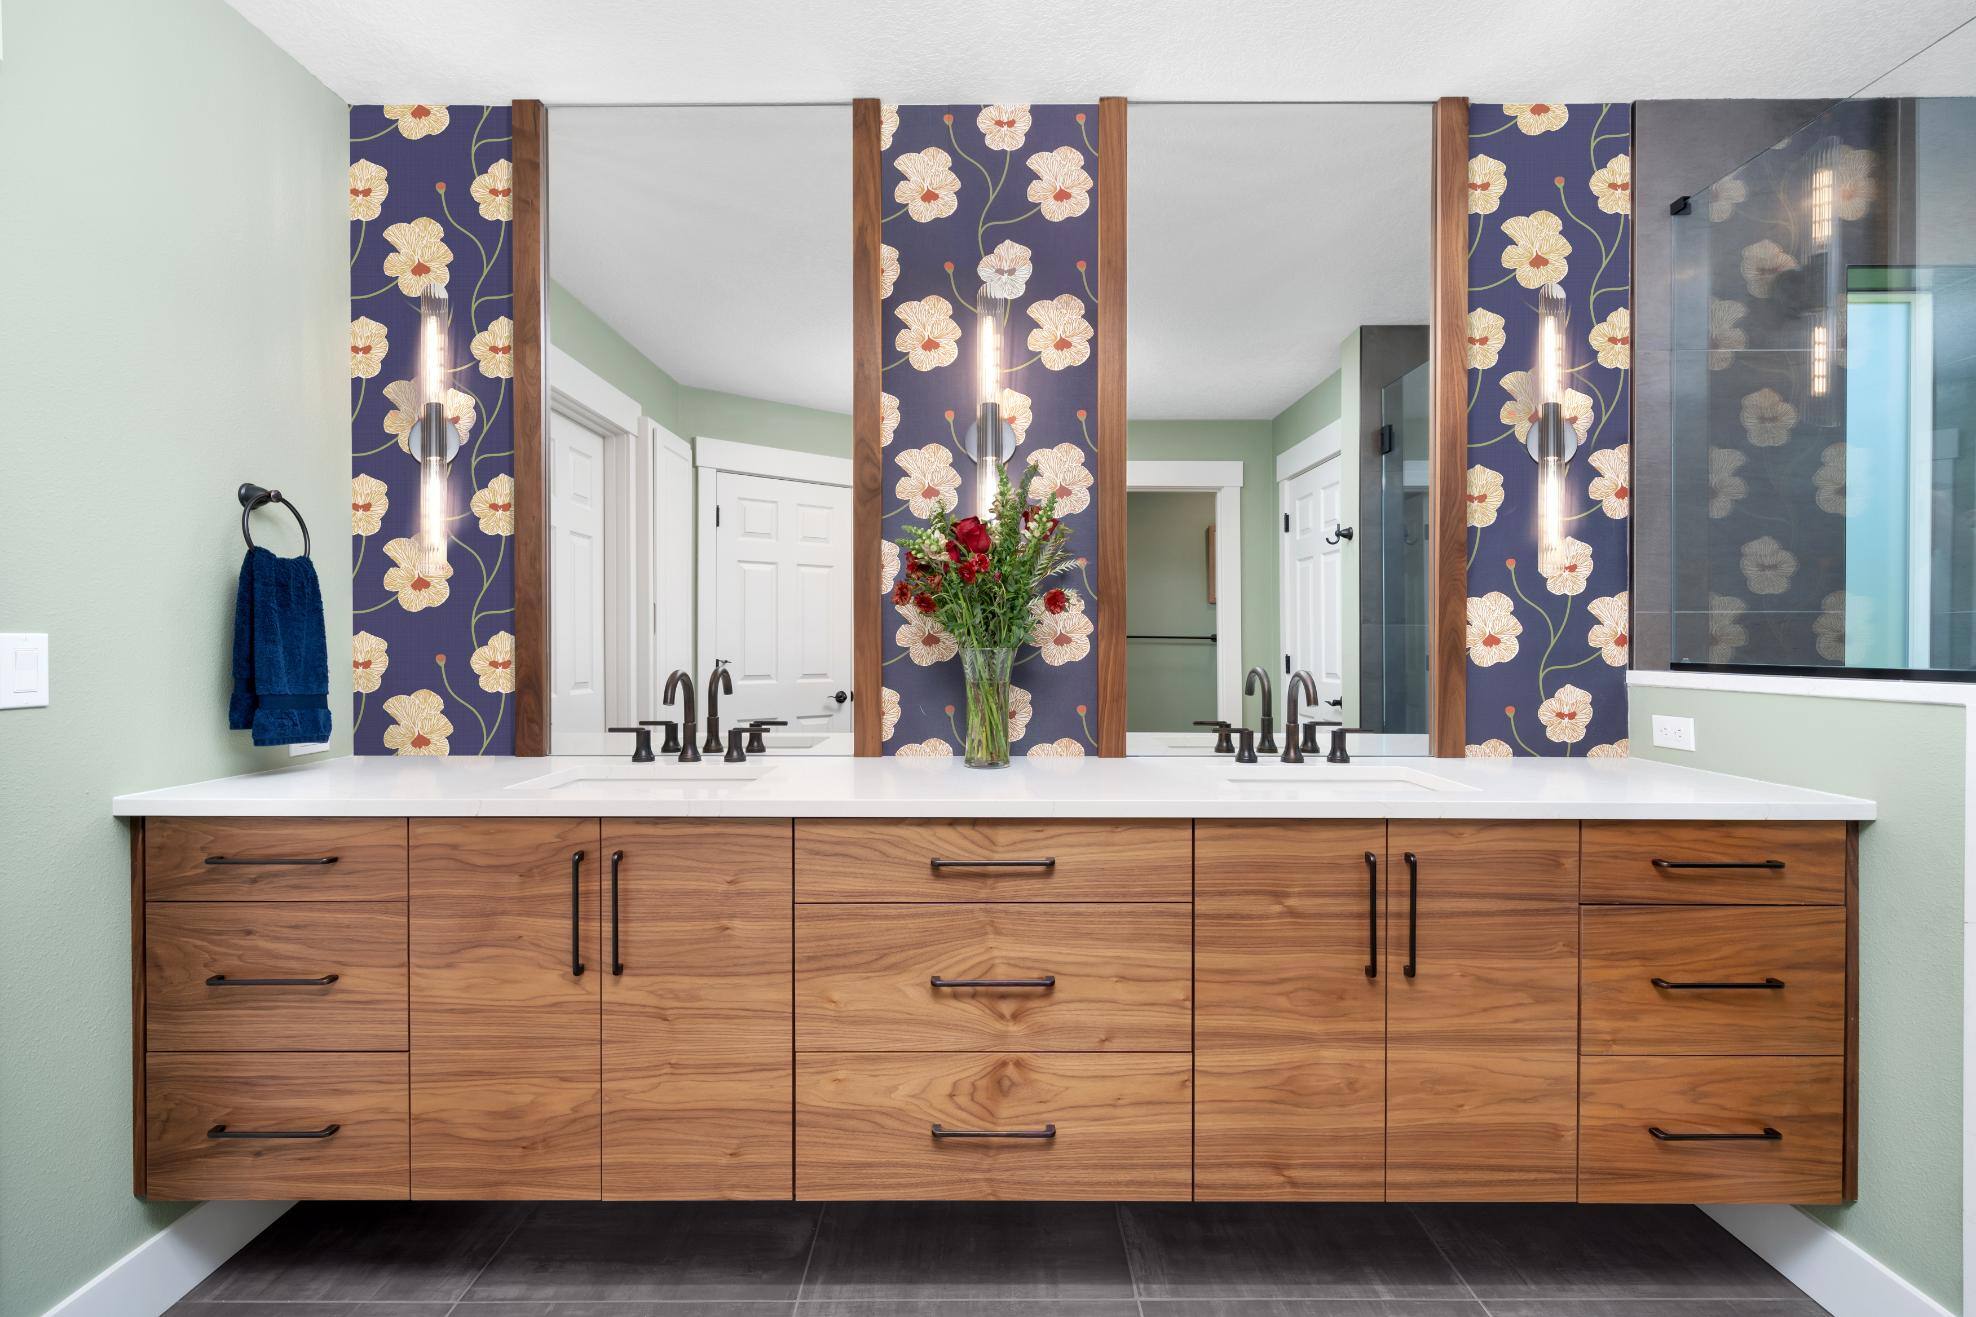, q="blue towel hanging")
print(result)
[230,546,332,747]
